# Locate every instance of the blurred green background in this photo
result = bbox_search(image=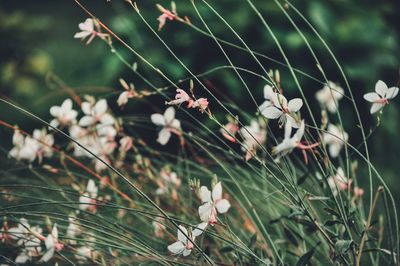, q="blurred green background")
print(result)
[0,0,399,206]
